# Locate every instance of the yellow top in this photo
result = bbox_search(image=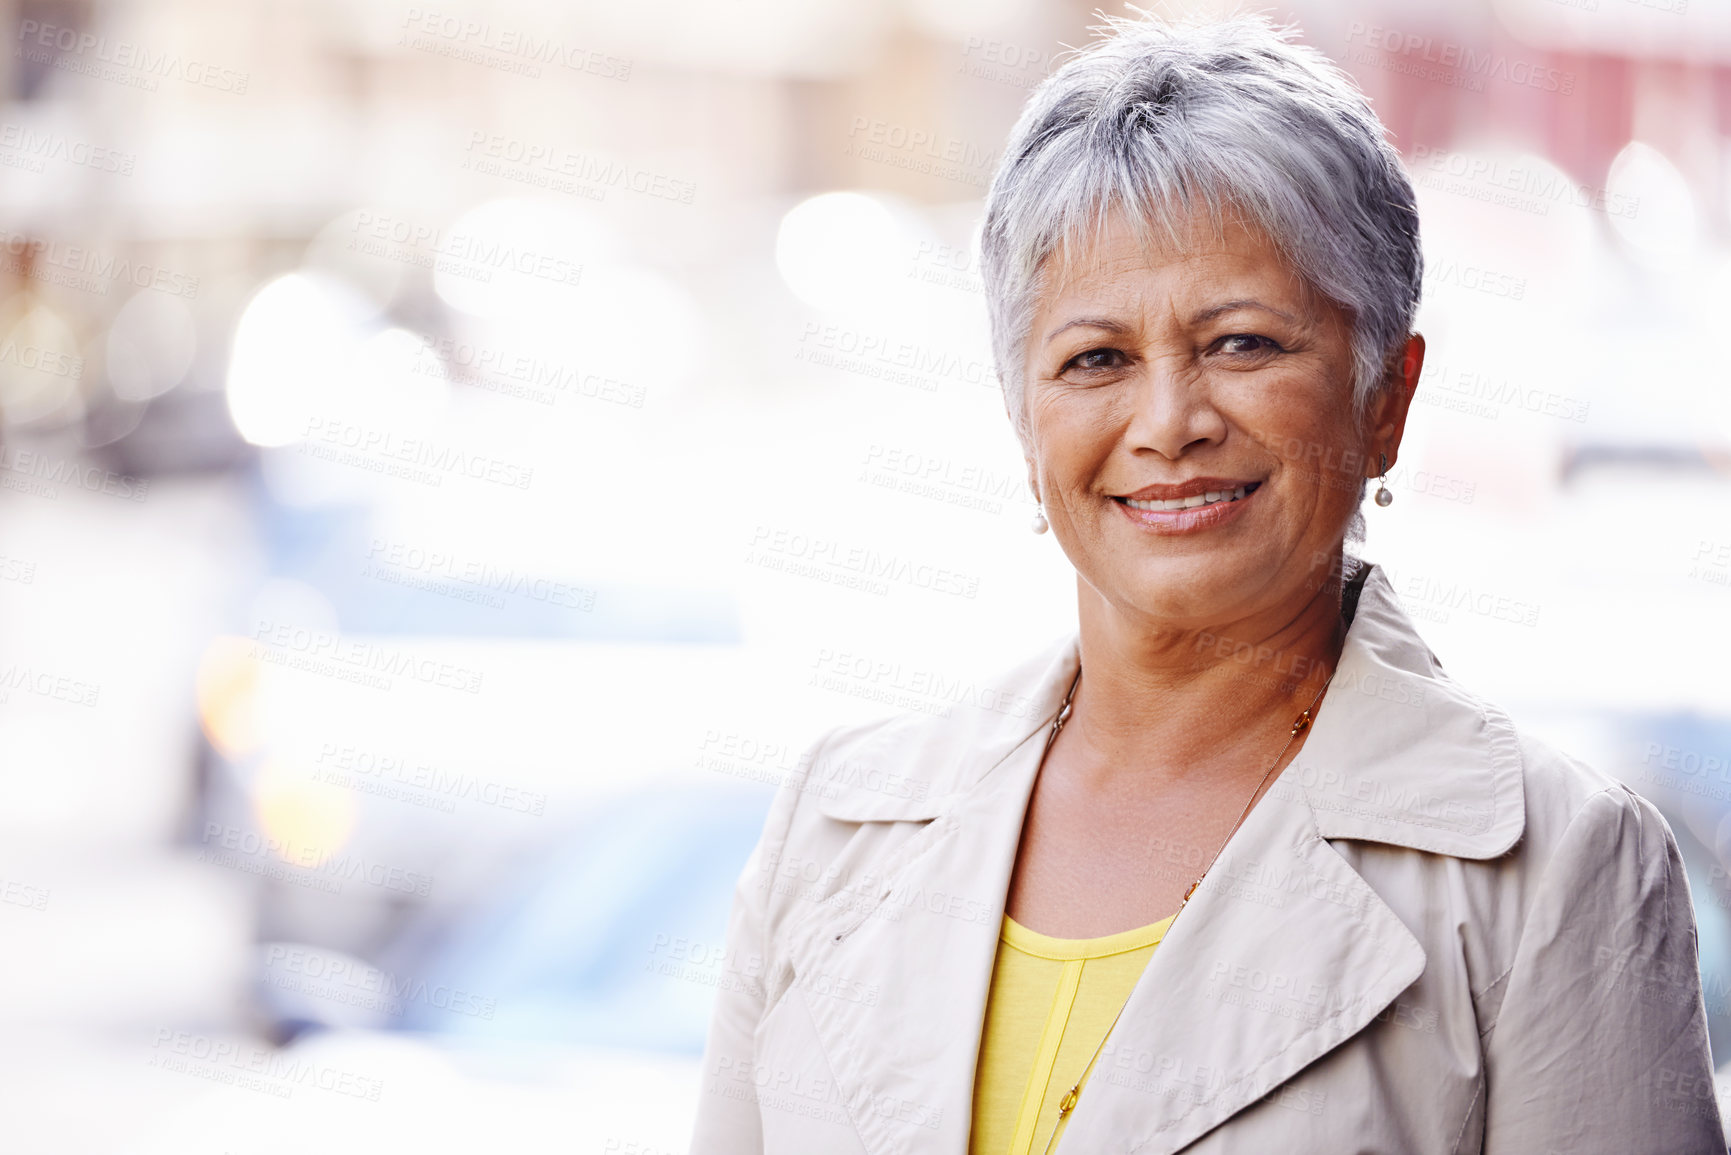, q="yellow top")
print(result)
[969,911,1174,1155]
